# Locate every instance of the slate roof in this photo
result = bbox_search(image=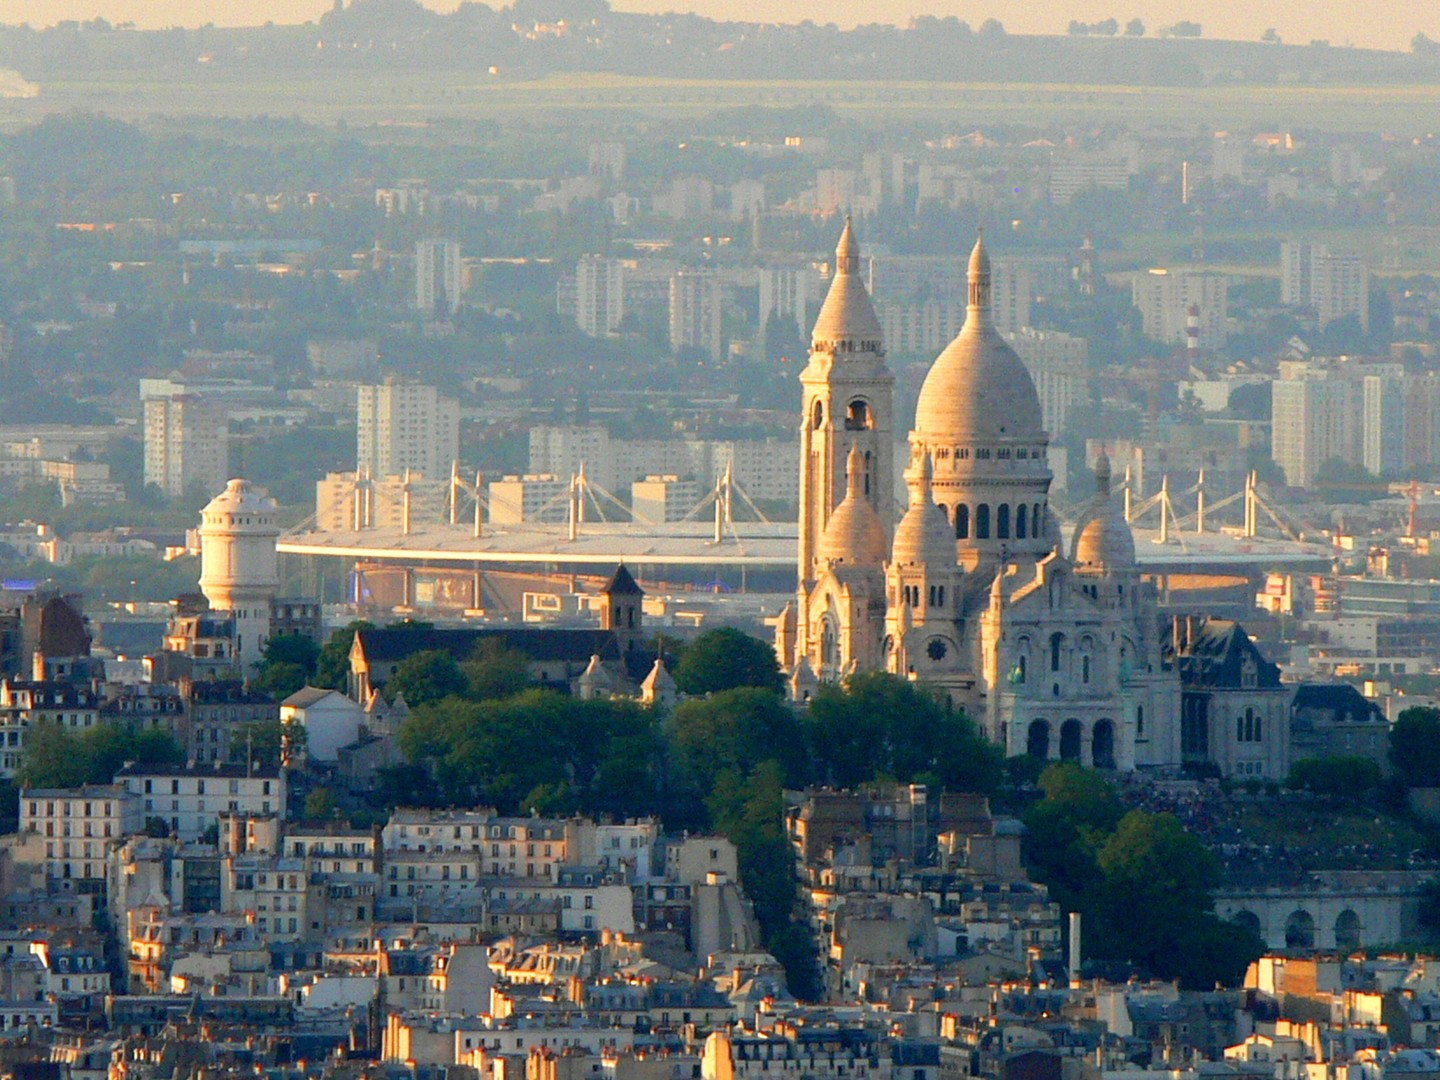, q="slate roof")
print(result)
[355,626,656,685]
[603,564,643,596]
[1163,617,1281,690]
